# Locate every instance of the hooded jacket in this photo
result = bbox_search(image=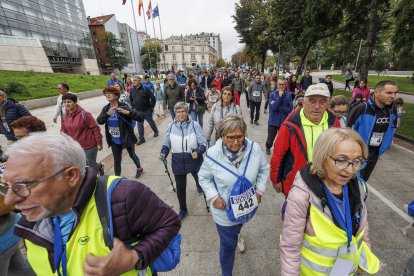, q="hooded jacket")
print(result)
[163,81,185,110]
[0,98,31,141]
[270,109,337,197]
